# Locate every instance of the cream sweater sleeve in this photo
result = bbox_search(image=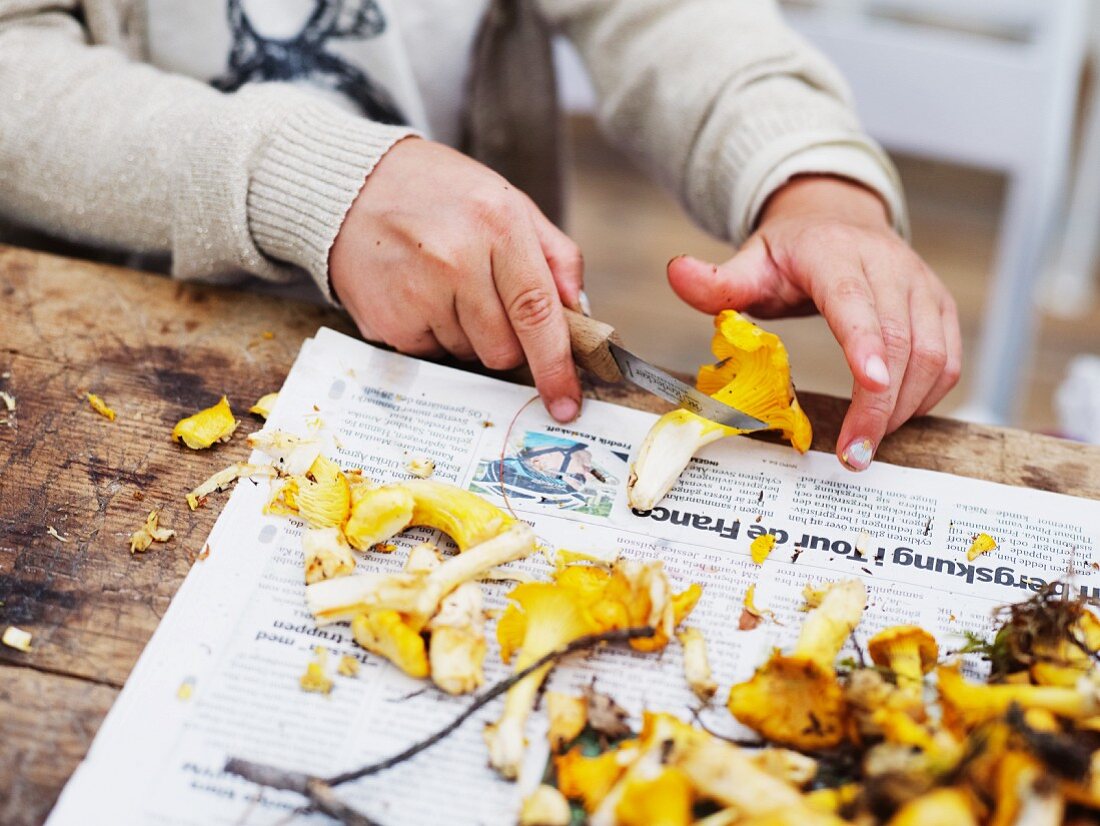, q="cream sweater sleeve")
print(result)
[540,0,908,244]
[0,5,416,299]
